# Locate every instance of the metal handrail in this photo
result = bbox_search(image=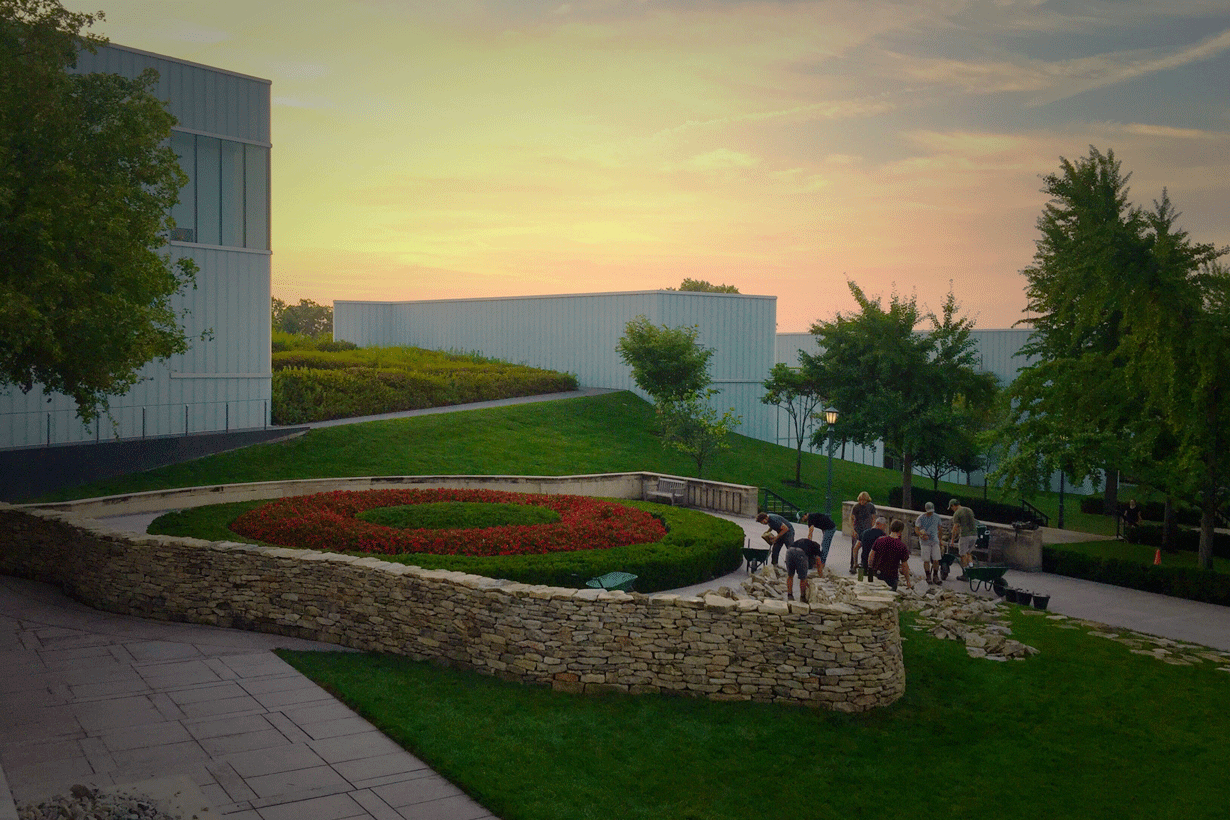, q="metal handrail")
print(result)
[1020,498,1050,528]
[758,487,801,521]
